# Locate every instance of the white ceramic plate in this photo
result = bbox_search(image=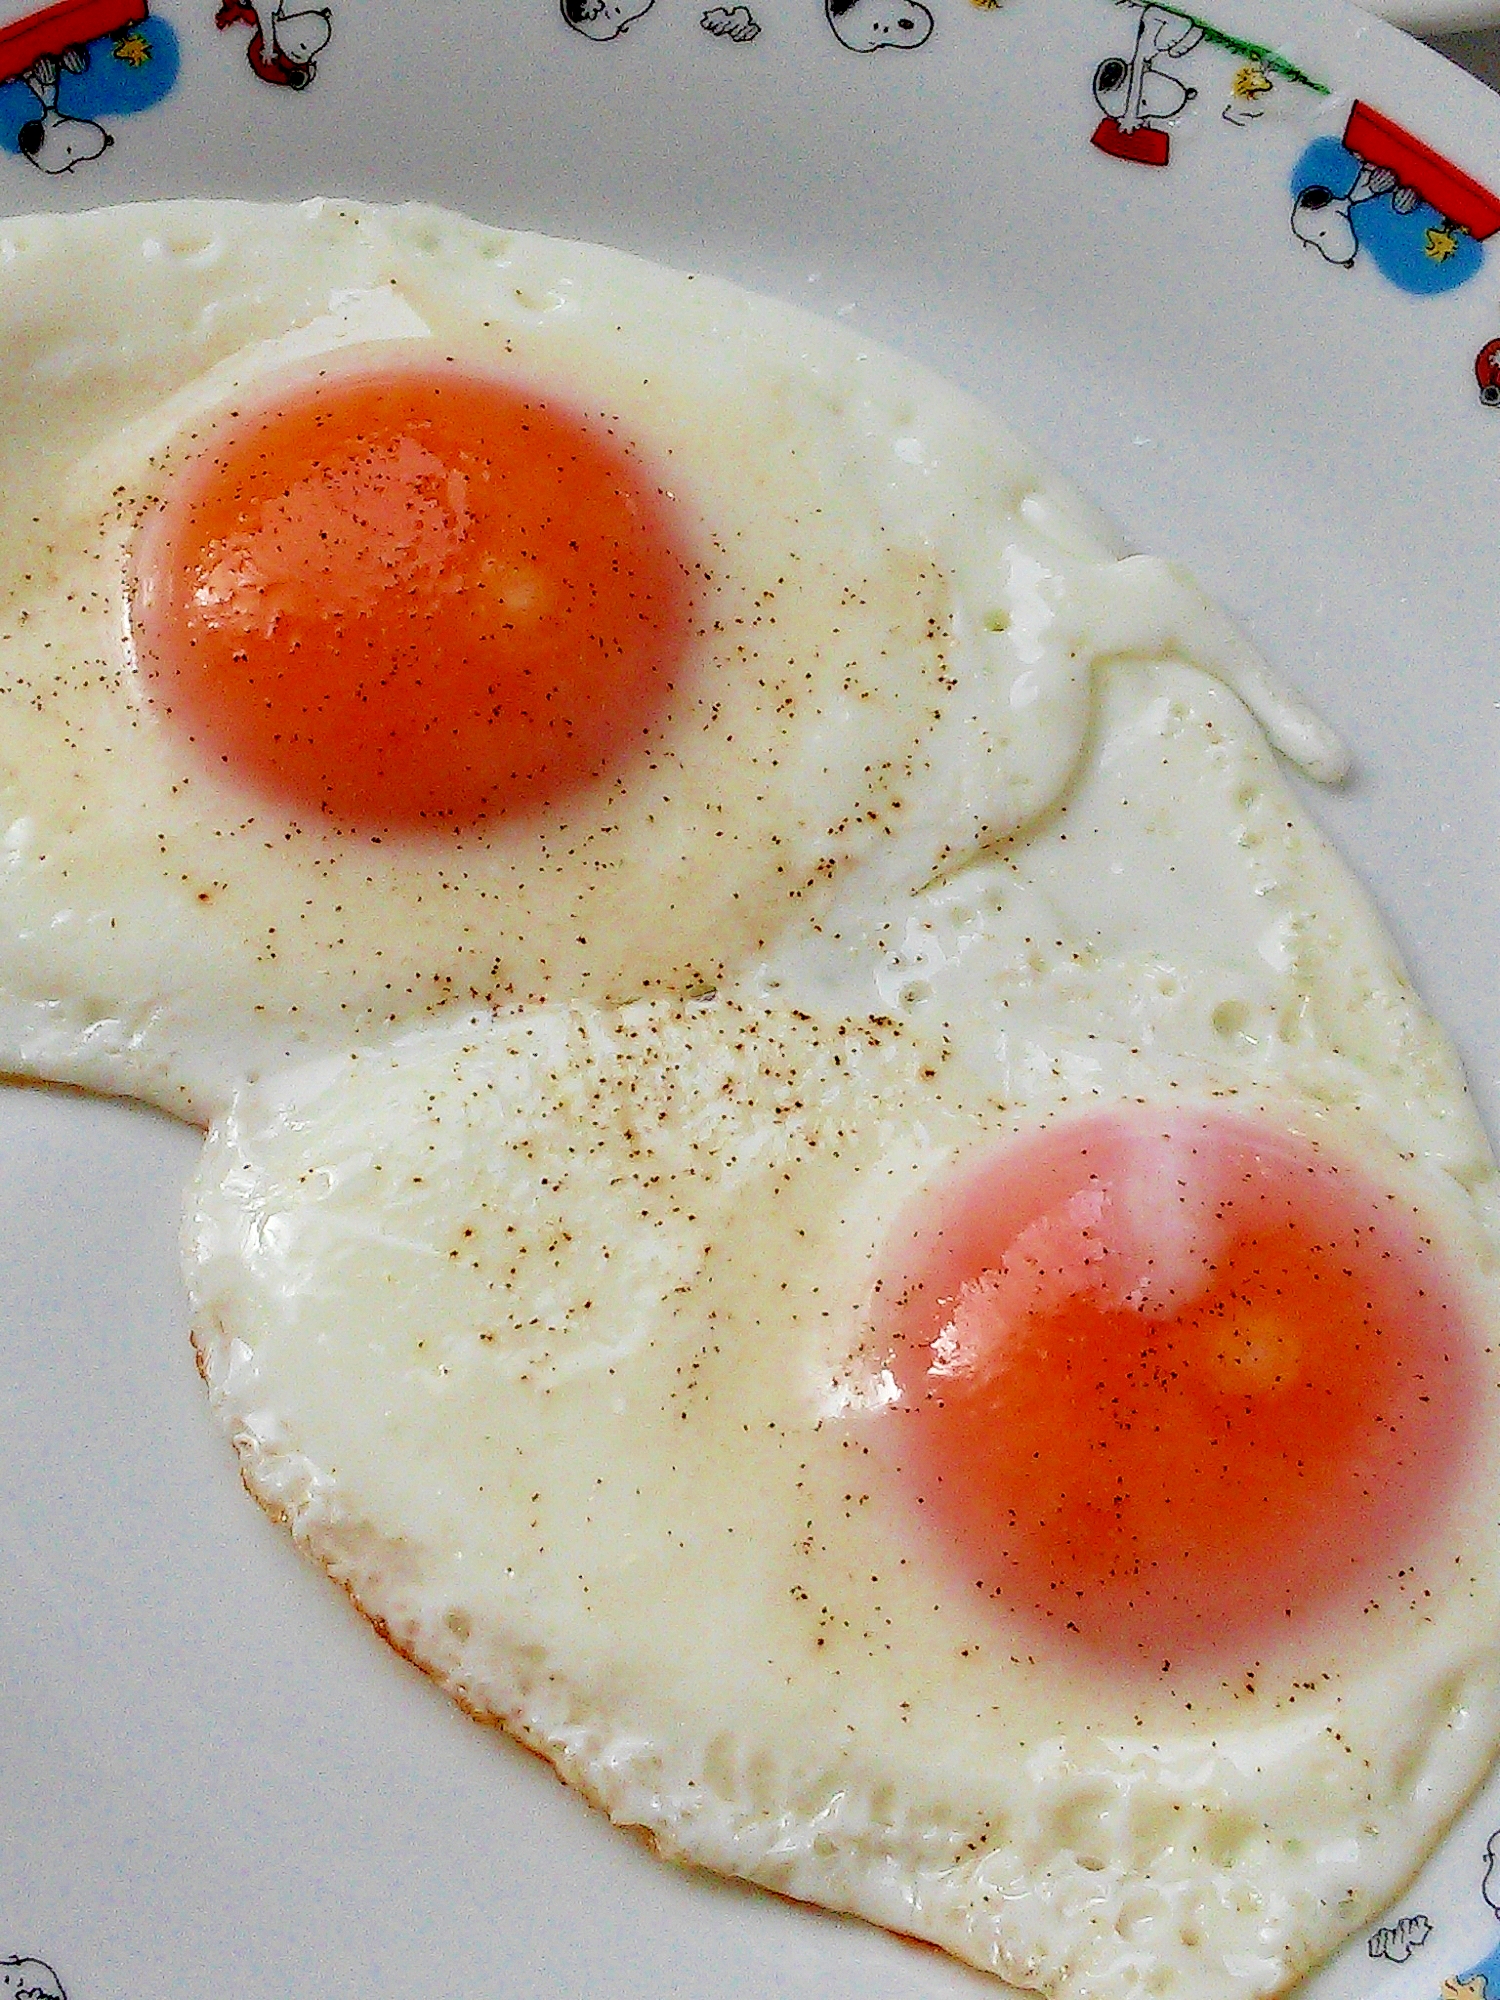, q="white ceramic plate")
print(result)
[1391,1,1498,40]
[2,3,1499,1997]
